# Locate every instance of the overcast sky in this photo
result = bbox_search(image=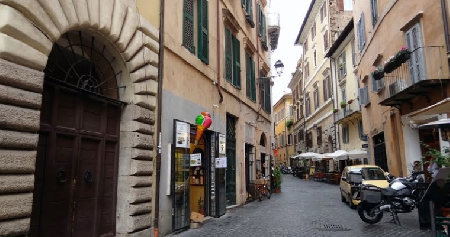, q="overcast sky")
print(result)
[270,0,312,105]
